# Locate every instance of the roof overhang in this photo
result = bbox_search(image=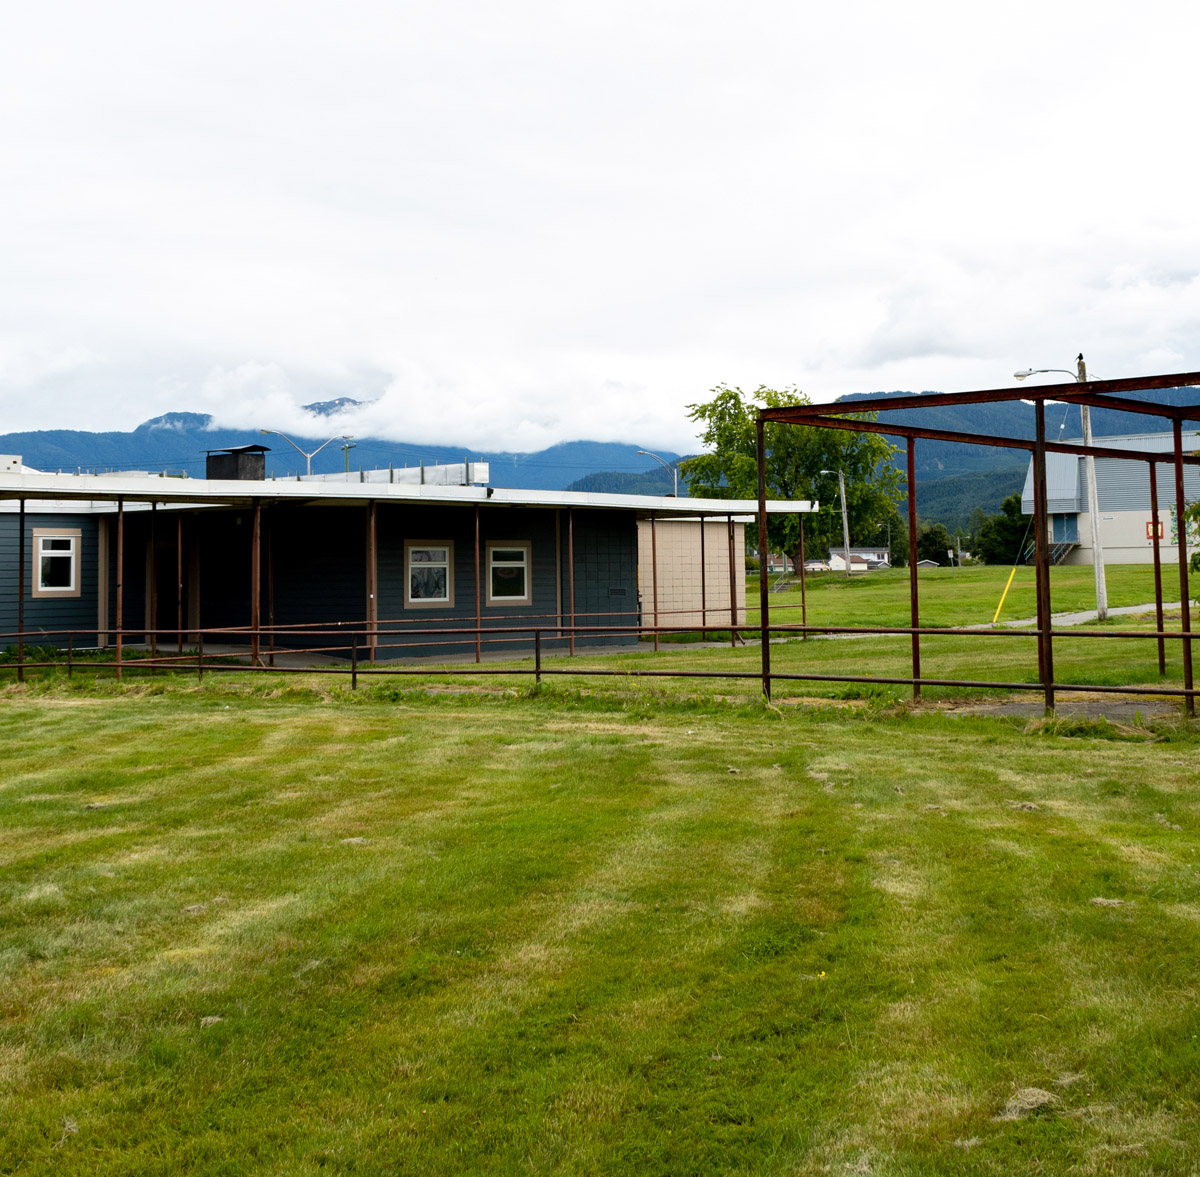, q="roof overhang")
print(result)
[0,470,816,517]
